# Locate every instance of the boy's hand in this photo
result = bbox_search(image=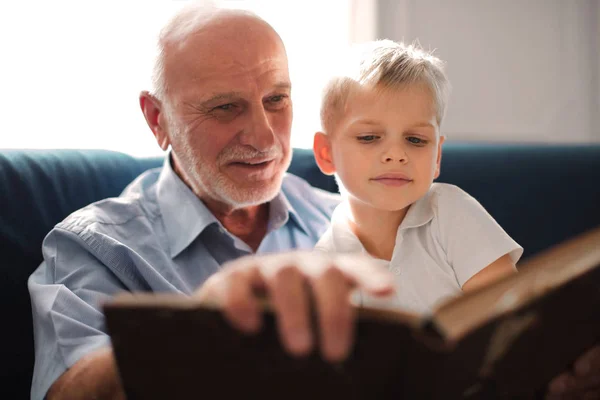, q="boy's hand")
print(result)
[546,345,600,399]
[193,251,395,362]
